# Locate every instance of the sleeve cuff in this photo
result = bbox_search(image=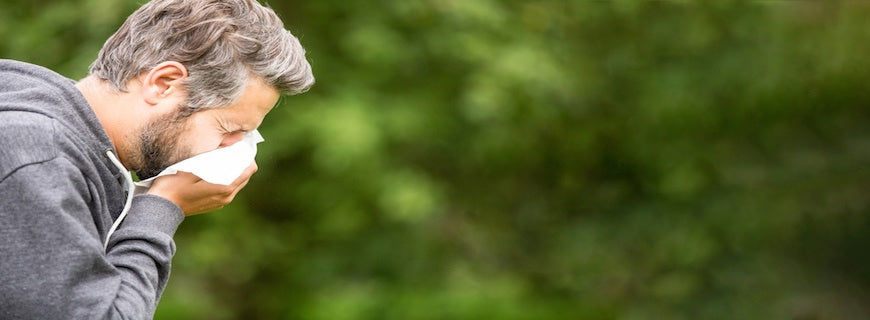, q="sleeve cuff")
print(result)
[122,194,185,237]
